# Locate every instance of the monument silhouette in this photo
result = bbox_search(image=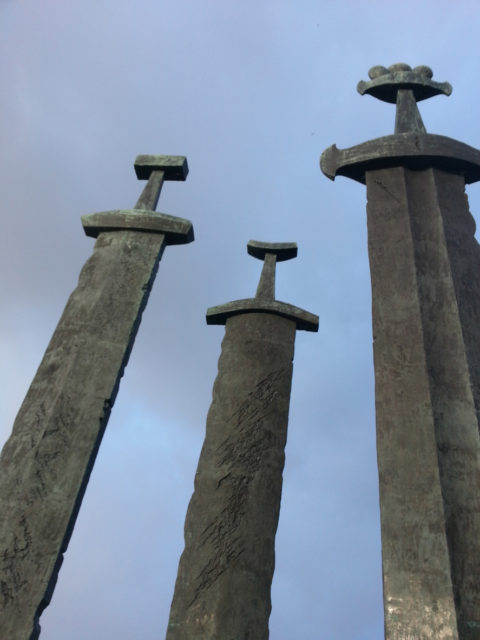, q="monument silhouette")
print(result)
[166,241,317,638]
[0,156,193,640]
[2,63,480,640]
[322,63,480,639]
